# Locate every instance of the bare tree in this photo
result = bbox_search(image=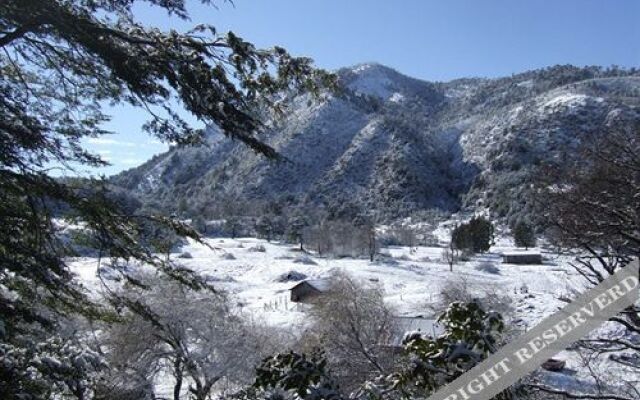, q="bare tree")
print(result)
[355,214,379,262]
[304,220,332,256]
[442,235,457,272]
[390,224,417,253]
[305,272,394,393]
[96,318,159,400]
[434,276,514,324]
[106,274,261,400]
[304,219,377,259]
[365,223,379,262]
